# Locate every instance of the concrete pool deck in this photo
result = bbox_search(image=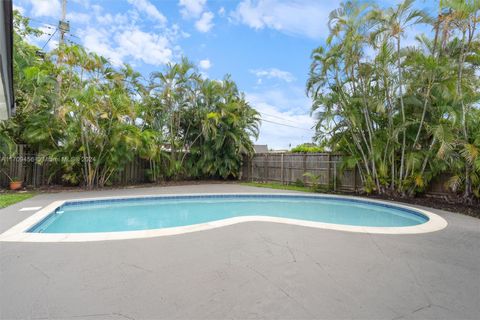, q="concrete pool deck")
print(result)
[0,184,479,319]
